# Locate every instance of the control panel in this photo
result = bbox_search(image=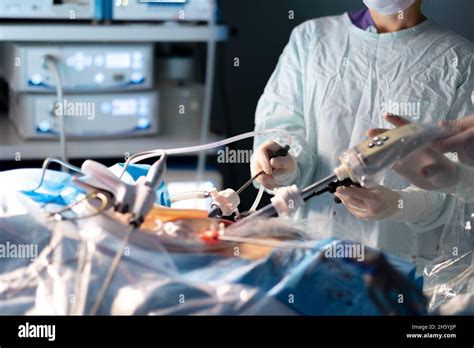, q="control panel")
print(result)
[2,44,153,92]
[9,91,159,138]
